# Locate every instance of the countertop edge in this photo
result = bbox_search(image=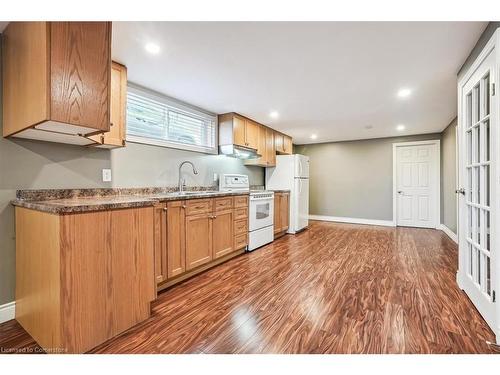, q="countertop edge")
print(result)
[11,191,250,214]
